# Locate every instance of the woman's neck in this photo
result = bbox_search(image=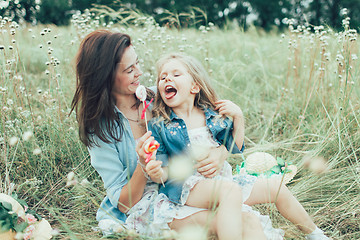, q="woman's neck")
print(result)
[115,93,138,112]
